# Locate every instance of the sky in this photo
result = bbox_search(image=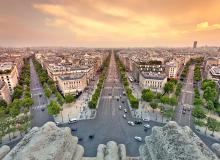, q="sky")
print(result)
[0,0,220,47]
